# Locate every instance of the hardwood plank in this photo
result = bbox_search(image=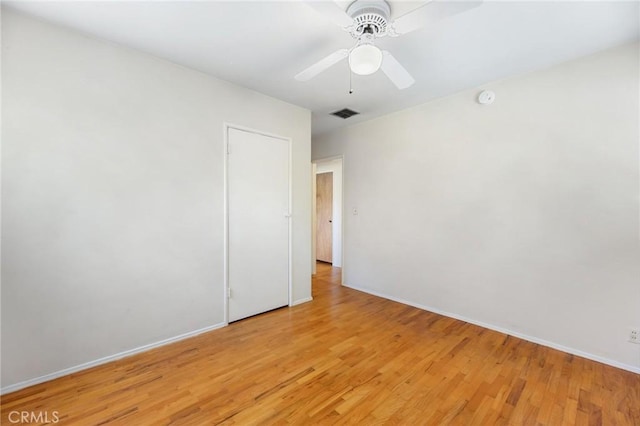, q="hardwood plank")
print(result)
[1,262,638,425]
